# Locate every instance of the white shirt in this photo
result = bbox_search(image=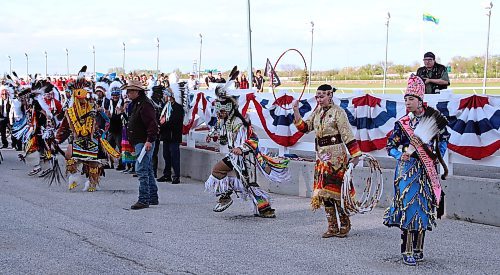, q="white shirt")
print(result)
[187,79,199,90]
